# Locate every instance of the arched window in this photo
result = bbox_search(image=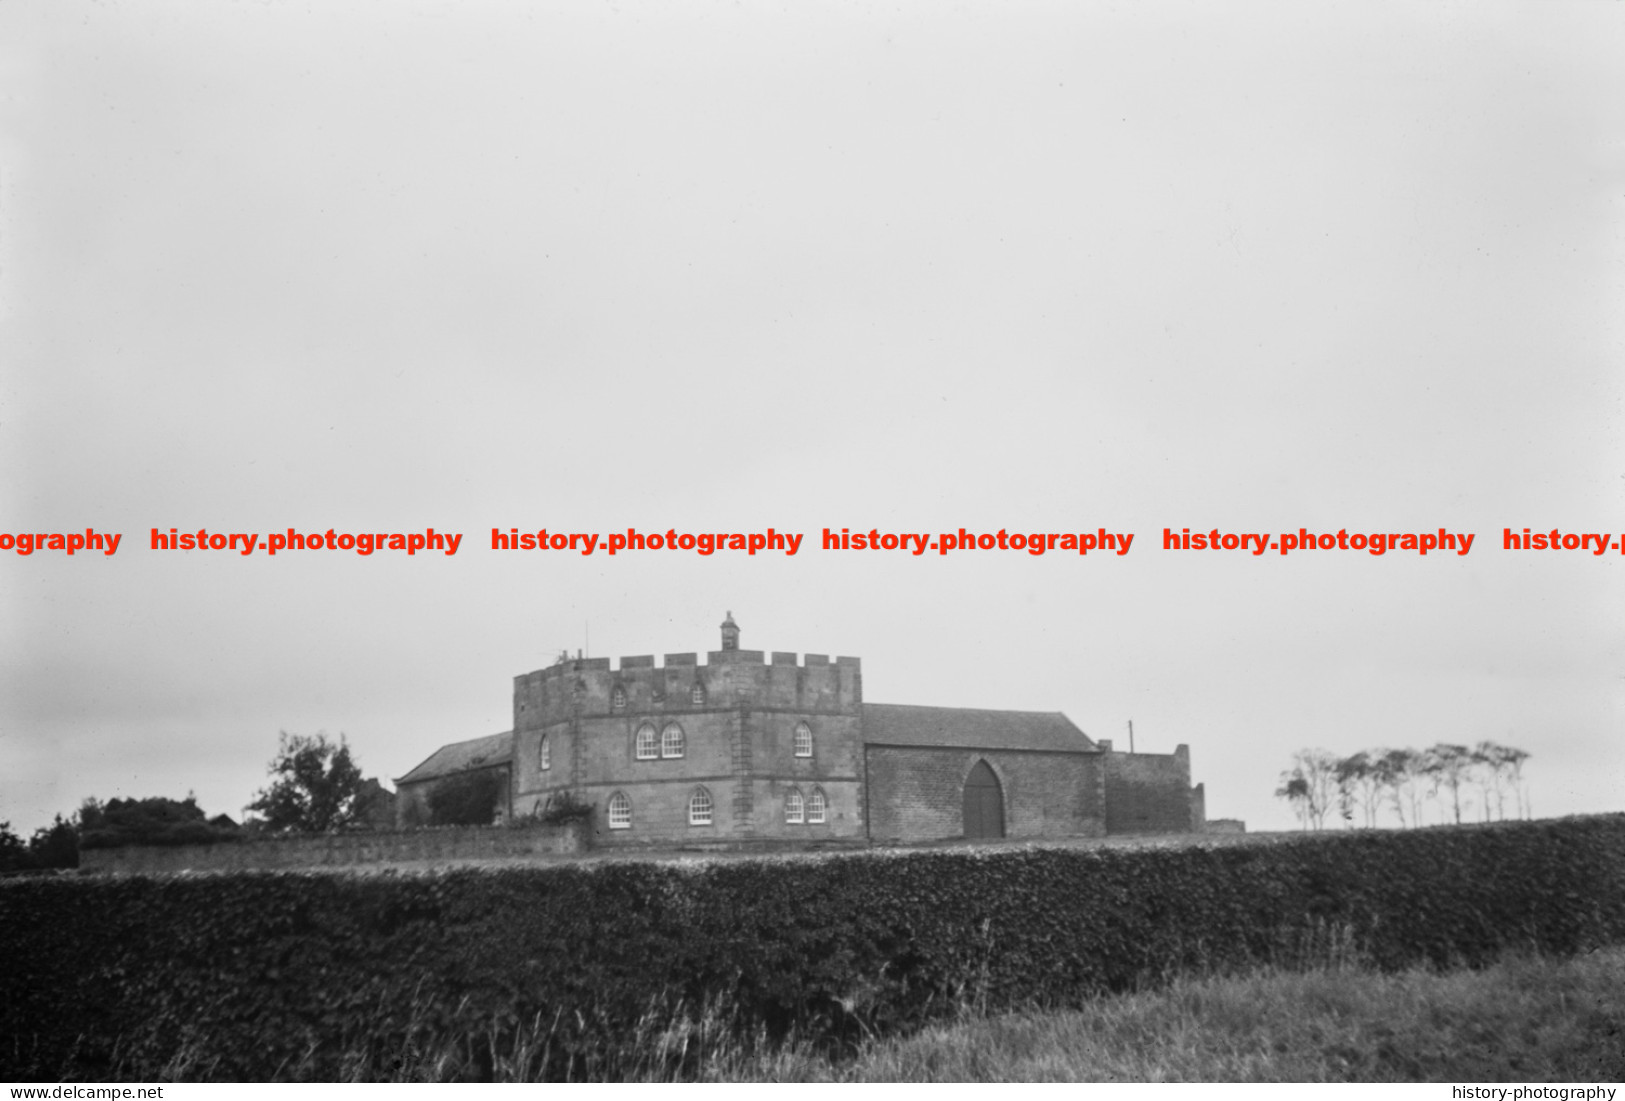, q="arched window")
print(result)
[690,681,706,705]
[785,788,804,824]
[635,723,659,760]
[661,723,686,759]
[688,787,713,826]
[539,735,551,772]
[611,684,627,711]
[807,787,827,824]
[794,721,813,758]
[608,791,632,830]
